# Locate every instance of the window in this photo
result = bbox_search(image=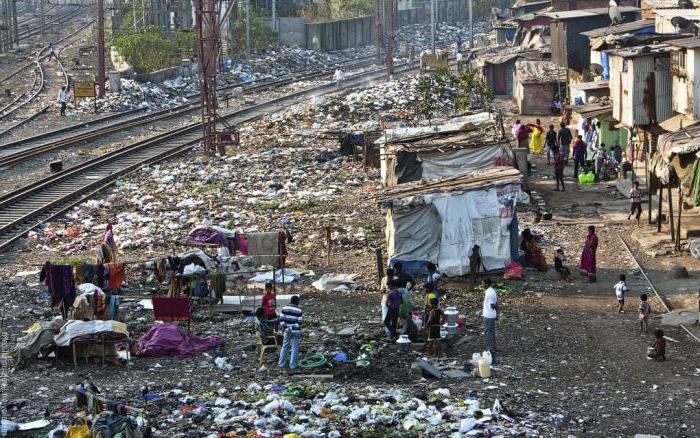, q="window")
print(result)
[671,50,687,77]
[623,59,628,72]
